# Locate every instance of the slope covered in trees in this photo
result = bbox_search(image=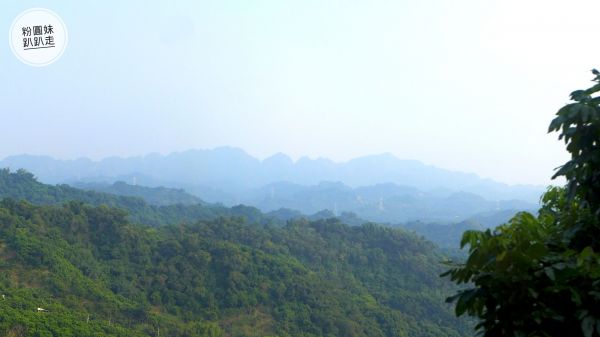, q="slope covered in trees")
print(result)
[0,168,278,227]
[0,199,470,336]
[0,168,479,249]
[0,168,471,336]
[73,181,204,206]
